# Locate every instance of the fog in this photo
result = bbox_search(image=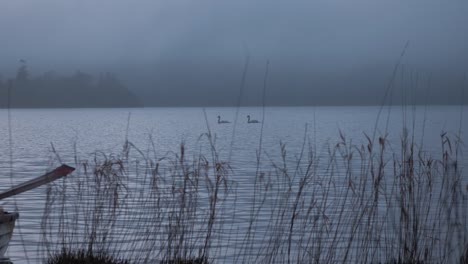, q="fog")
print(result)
[1,0,467,106]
